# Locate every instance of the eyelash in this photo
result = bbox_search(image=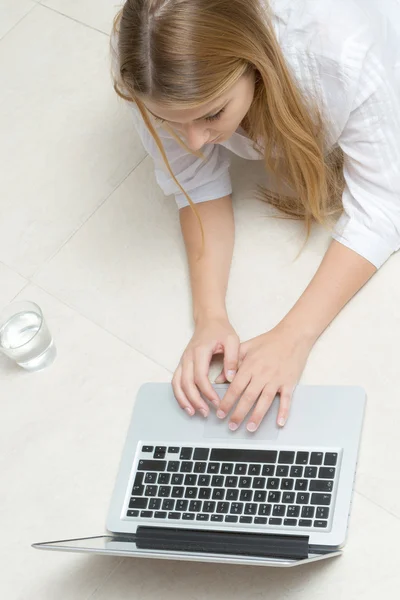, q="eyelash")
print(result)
[155,107,225,124]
